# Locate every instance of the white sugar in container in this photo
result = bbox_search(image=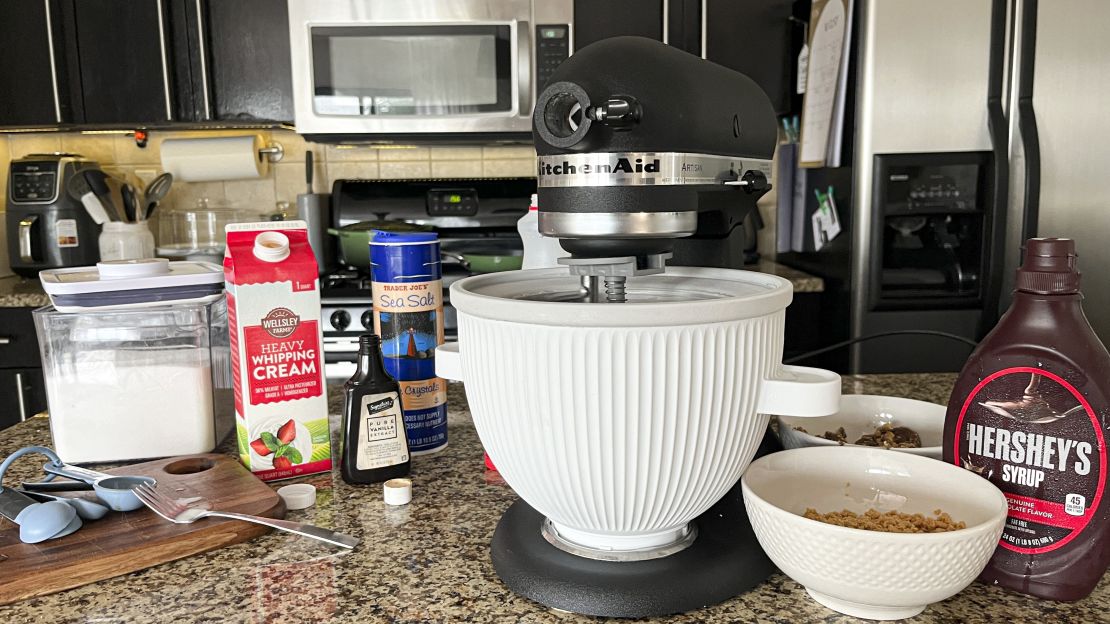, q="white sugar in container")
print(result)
[34,260,231,463]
